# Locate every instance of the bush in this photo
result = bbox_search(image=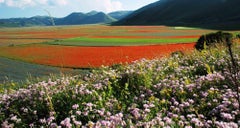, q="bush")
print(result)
[195,31,233,51]
[236,34,240,39]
